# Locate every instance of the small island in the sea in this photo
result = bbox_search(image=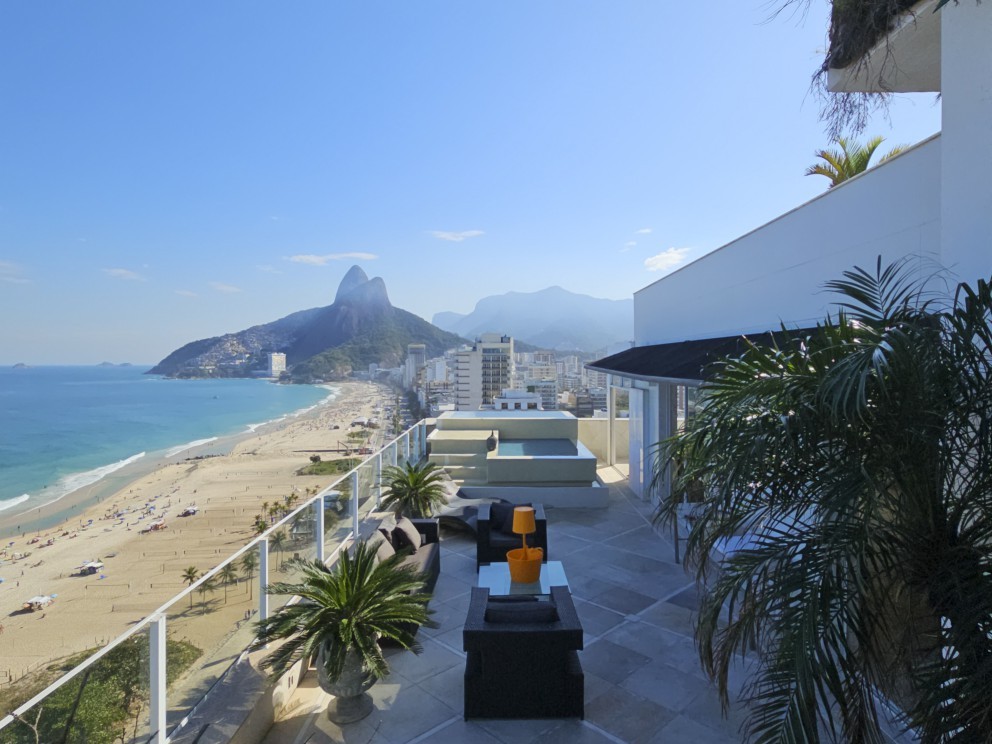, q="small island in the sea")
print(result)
[12,362,29,369]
